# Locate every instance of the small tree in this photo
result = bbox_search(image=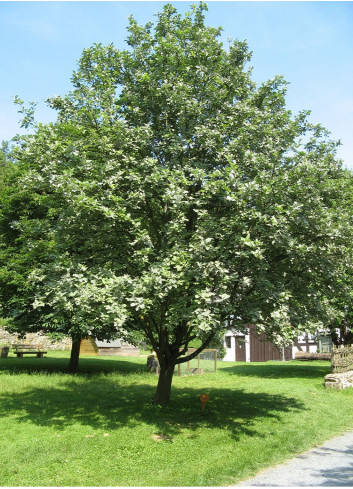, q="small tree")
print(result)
[0,129,138,372]
[2,3,351,403]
